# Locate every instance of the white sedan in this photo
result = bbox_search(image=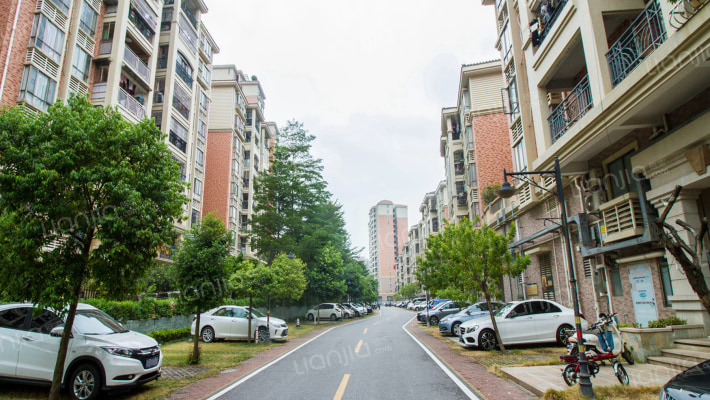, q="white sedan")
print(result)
[459,299,587,350]
[191,306,288,343]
